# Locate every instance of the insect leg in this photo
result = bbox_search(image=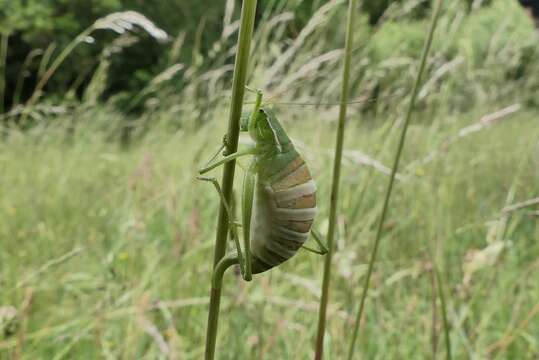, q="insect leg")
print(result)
[201,141,226,171]
[197,176,245,273]
[301,229,328,255]
[241,160,257,281]
[198,148,255,175]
